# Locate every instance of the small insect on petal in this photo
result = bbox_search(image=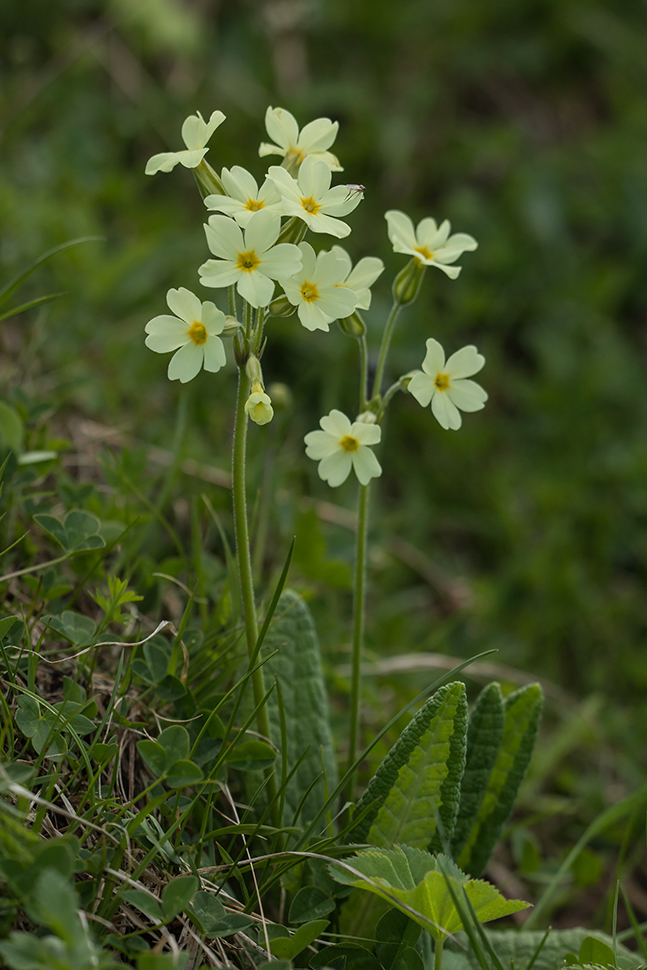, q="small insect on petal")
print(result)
[343,184,366,203]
